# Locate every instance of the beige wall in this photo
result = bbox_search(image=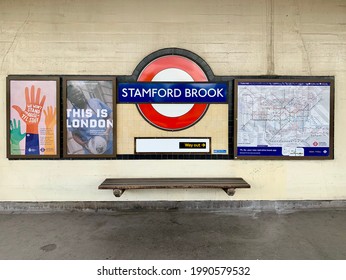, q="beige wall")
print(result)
[0,0,345,201]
